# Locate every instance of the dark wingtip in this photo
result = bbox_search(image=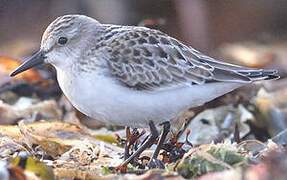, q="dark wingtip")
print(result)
[10,71,18,77]
[263,69,280,80]
[265,74,280,80]
[237,68,280,81]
